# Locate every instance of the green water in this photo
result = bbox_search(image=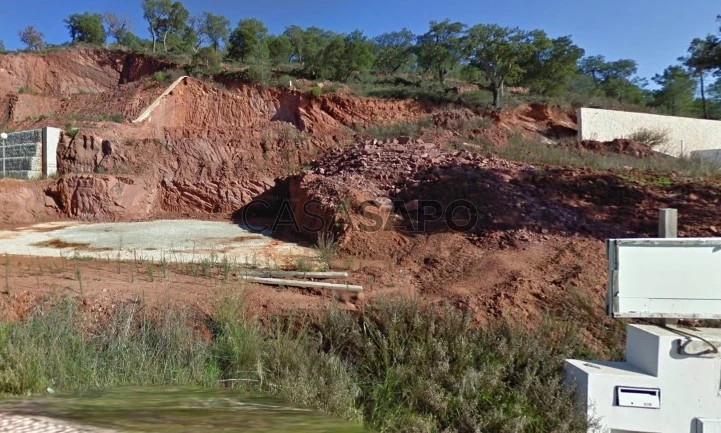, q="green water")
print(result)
[0,387,366,432]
